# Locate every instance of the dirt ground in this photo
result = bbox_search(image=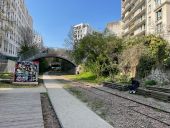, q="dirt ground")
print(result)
[41,93,61,128]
